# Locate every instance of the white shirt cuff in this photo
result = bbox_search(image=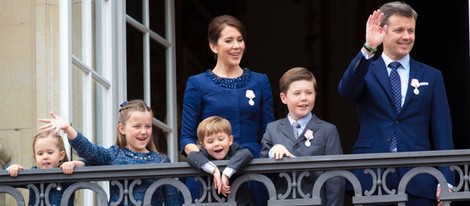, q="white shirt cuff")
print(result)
[201,161,217,174]
[268,148,275,158]
[437,183,454,190]
[361,48,375,59]
[222,167,236,178]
